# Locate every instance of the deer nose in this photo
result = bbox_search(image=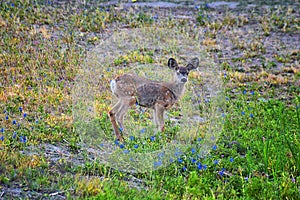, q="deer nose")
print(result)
[181,78,187,83]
